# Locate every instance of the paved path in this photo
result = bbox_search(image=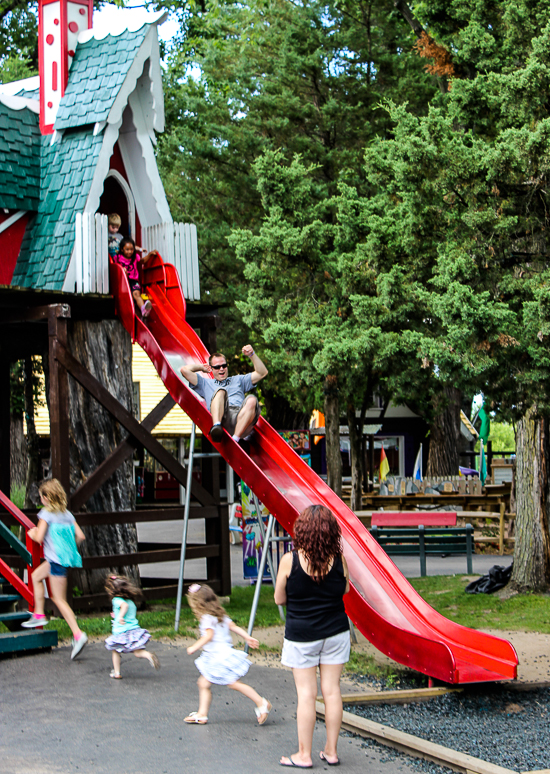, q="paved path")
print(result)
[137,518,513,589]
[0,641,420,774]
